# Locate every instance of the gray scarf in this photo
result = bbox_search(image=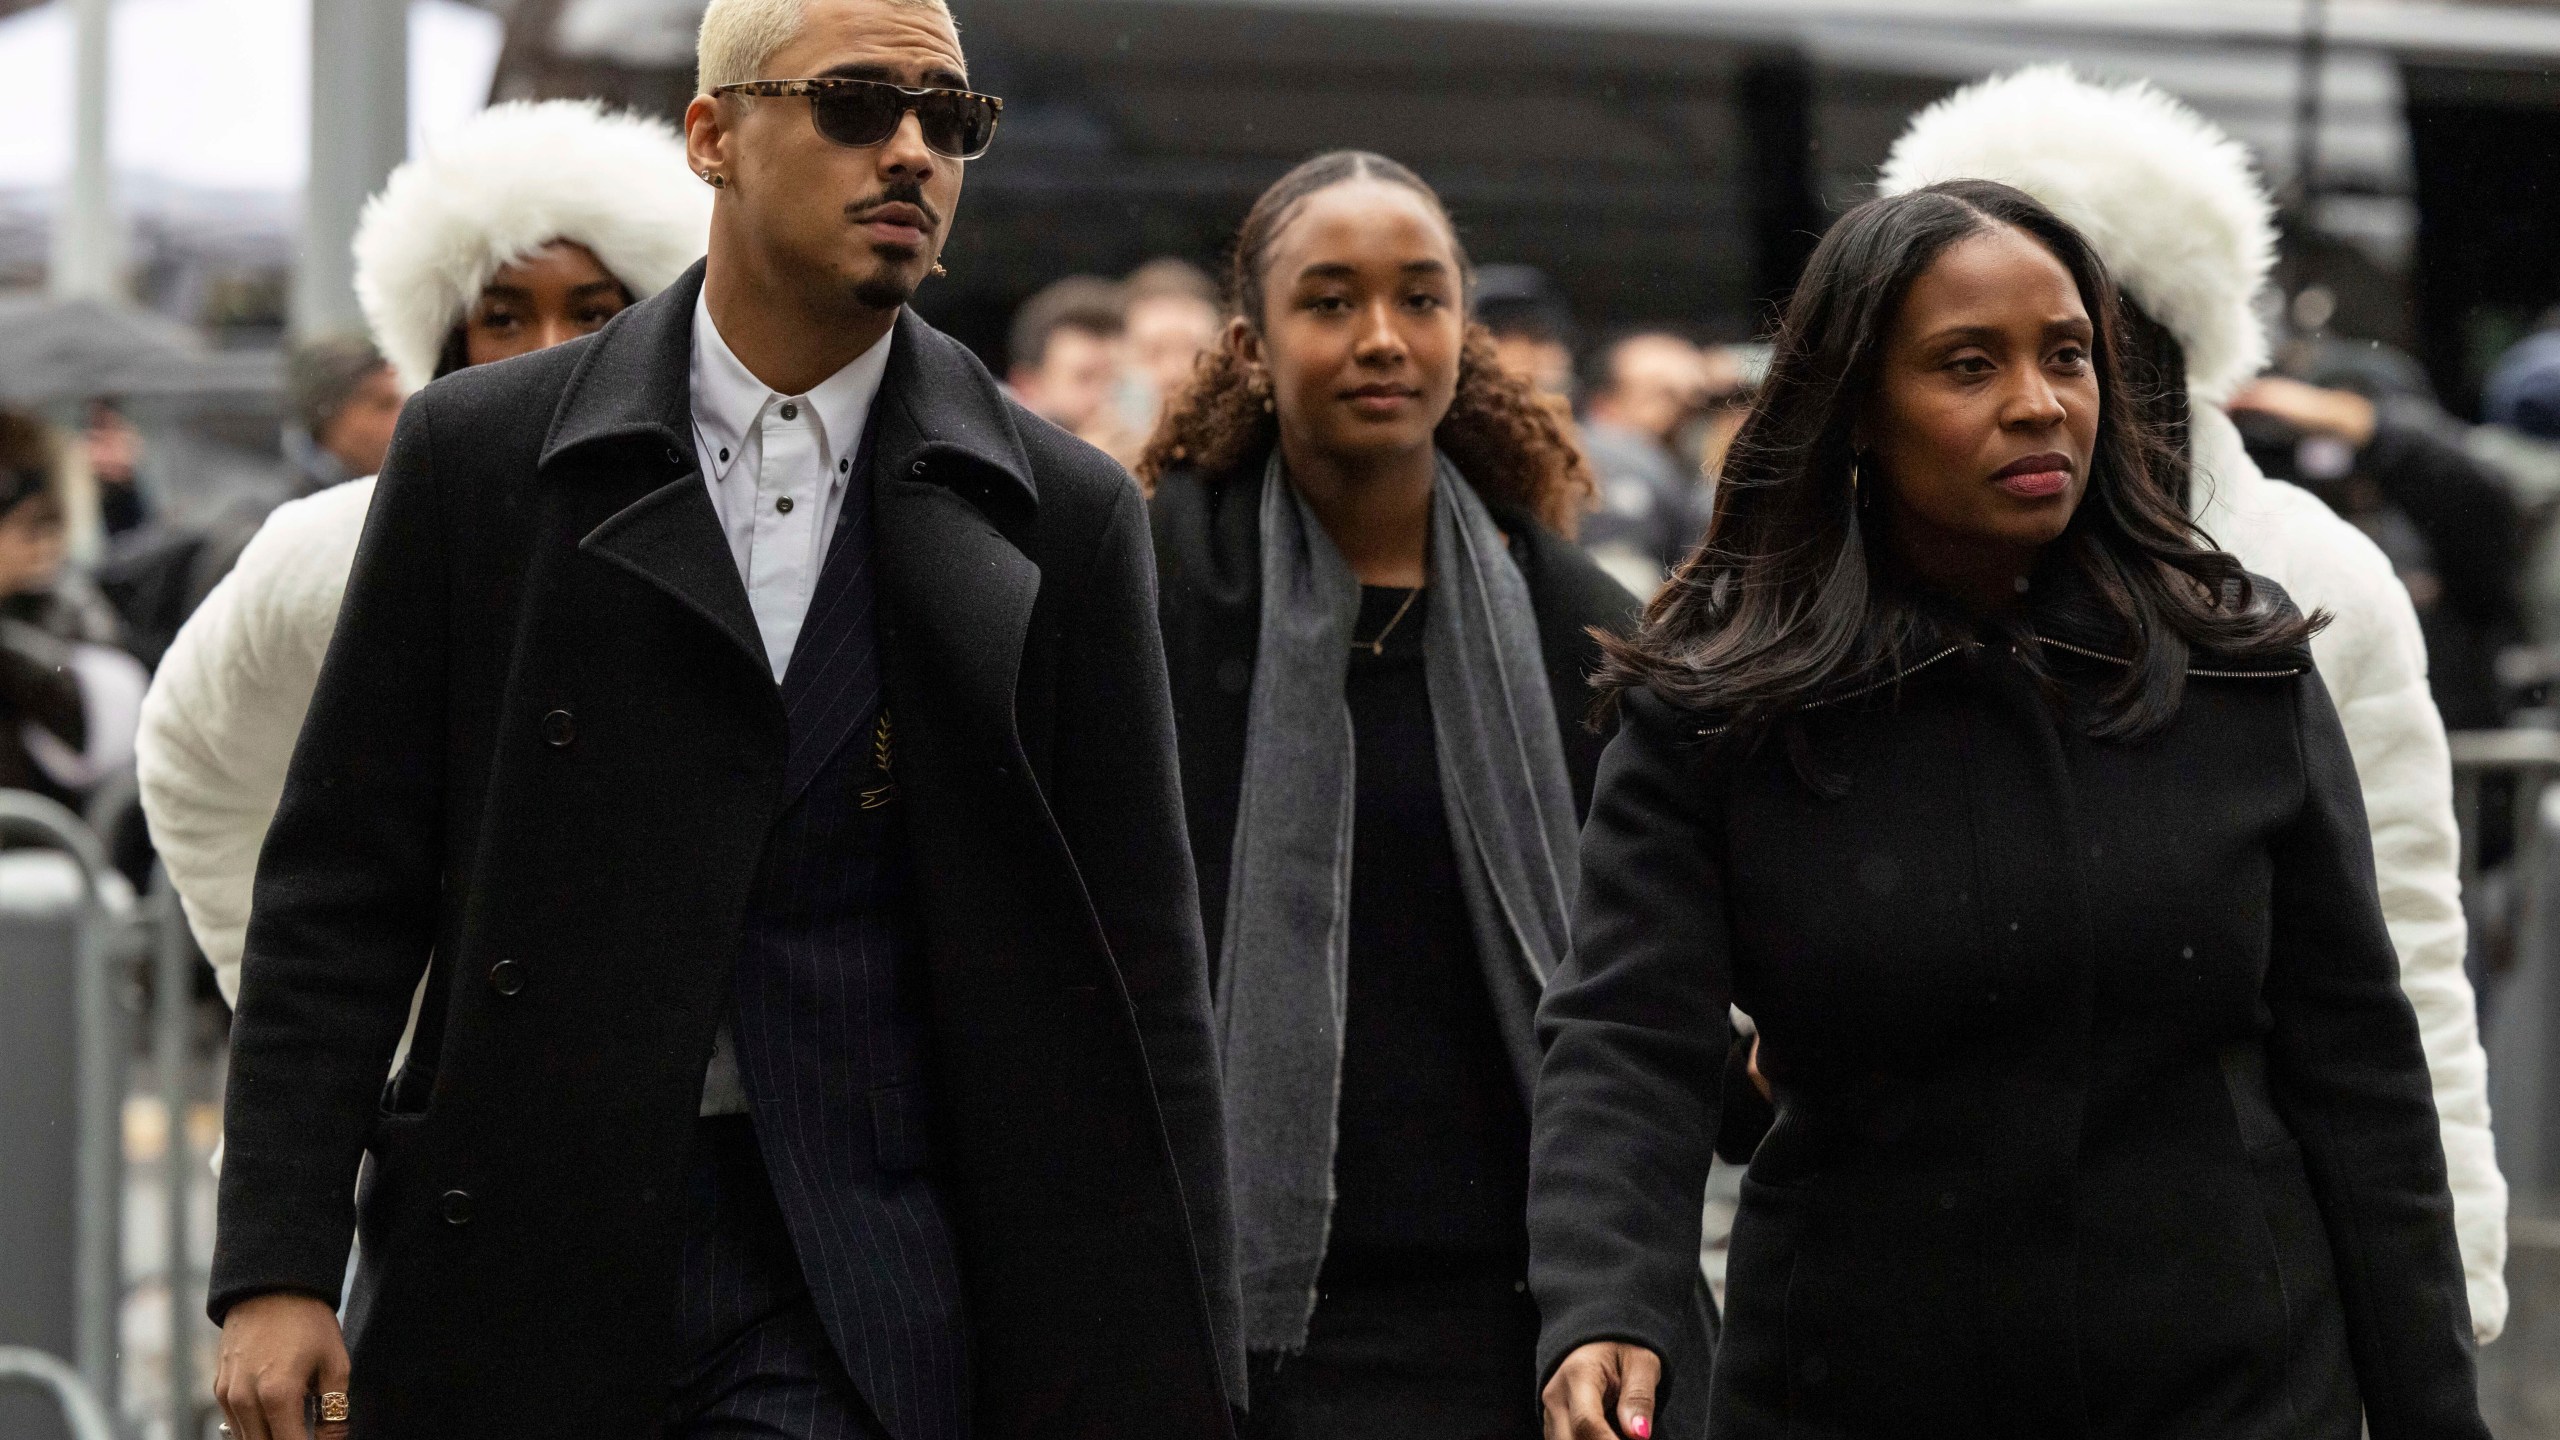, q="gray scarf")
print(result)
[1215,451,1580,1353]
